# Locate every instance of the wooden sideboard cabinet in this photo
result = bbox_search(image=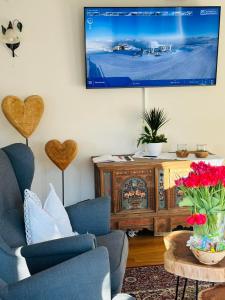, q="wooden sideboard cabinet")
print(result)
[94,158,191,235]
